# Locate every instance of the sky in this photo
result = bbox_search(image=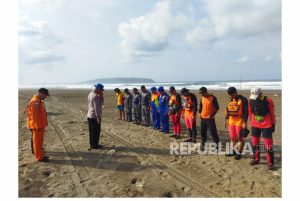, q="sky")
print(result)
[19,0,282,84]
